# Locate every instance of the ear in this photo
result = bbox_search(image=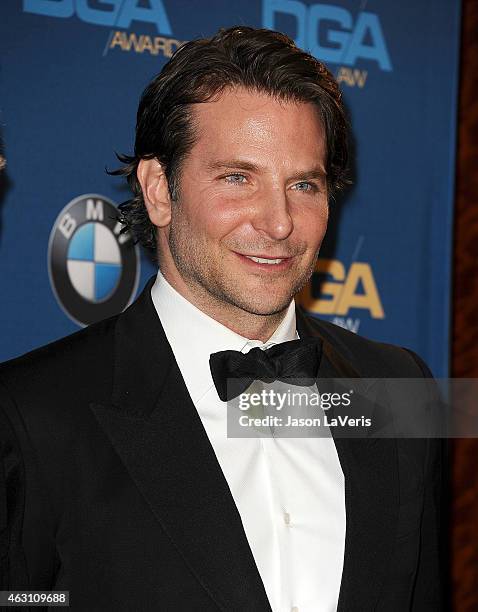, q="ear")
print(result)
[137,158,172,227]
